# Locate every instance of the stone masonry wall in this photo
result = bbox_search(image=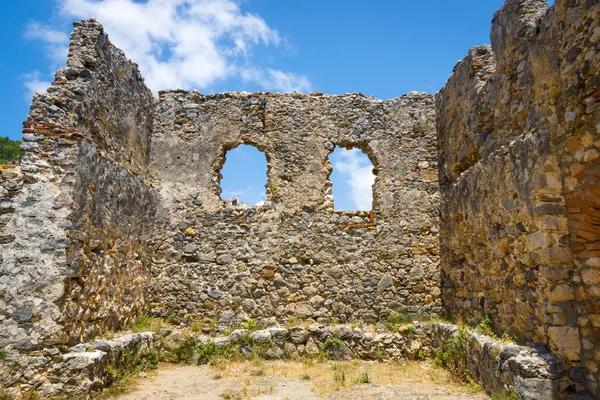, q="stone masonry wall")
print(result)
[0,20,158,350]
[148,90,440,326]
[1,321,564,399]
[5,2,600,397]
[437,0,600,396]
